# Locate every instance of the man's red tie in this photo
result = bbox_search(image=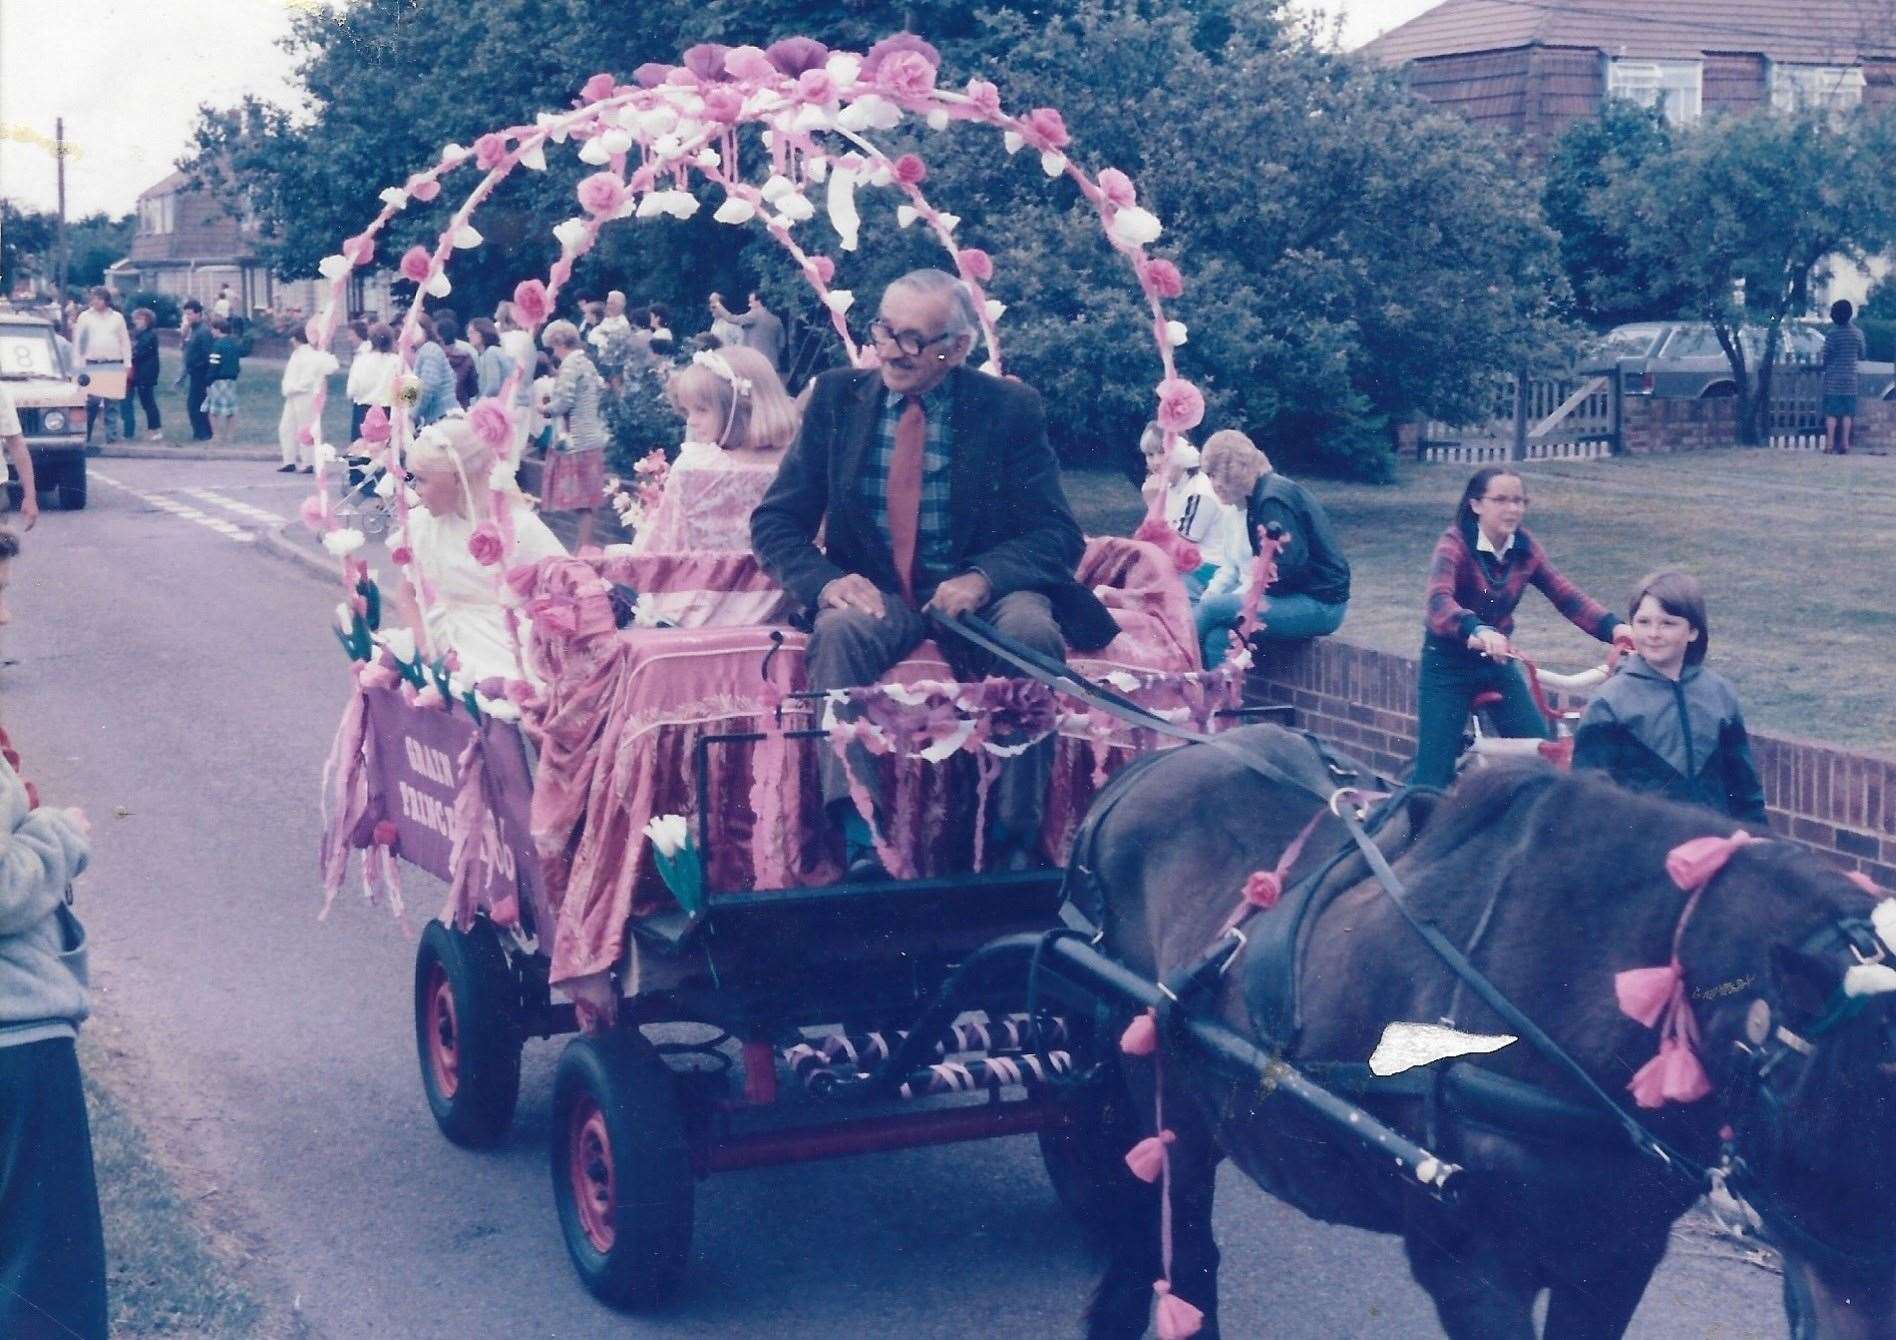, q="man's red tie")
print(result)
[886,394,925,606]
